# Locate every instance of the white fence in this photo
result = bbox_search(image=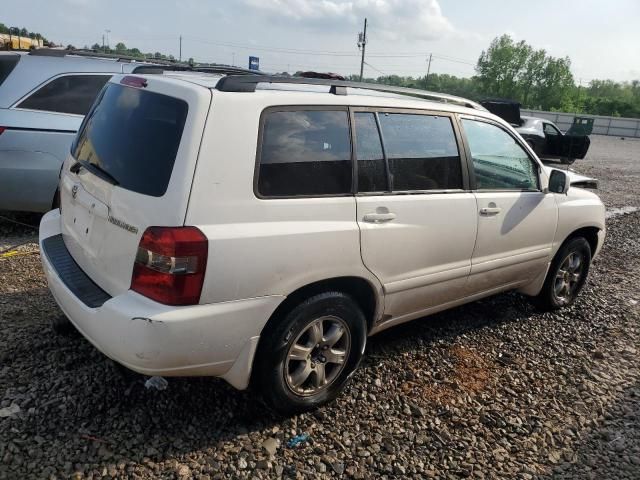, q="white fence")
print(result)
[520,109,640,138]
